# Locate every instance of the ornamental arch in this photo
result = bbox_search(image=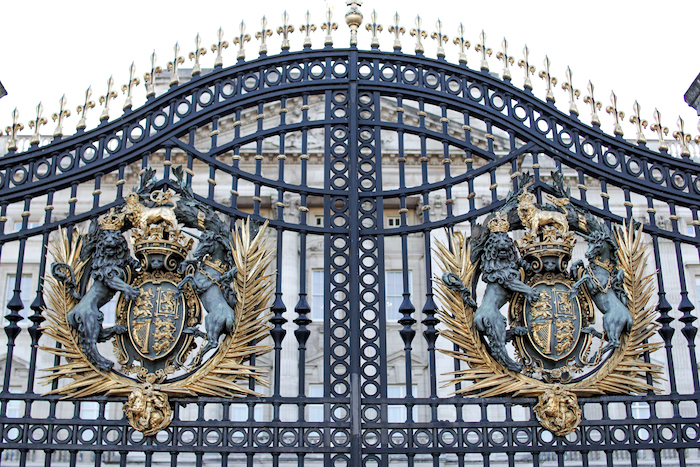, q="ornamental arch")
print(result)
[0,3,699,466]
